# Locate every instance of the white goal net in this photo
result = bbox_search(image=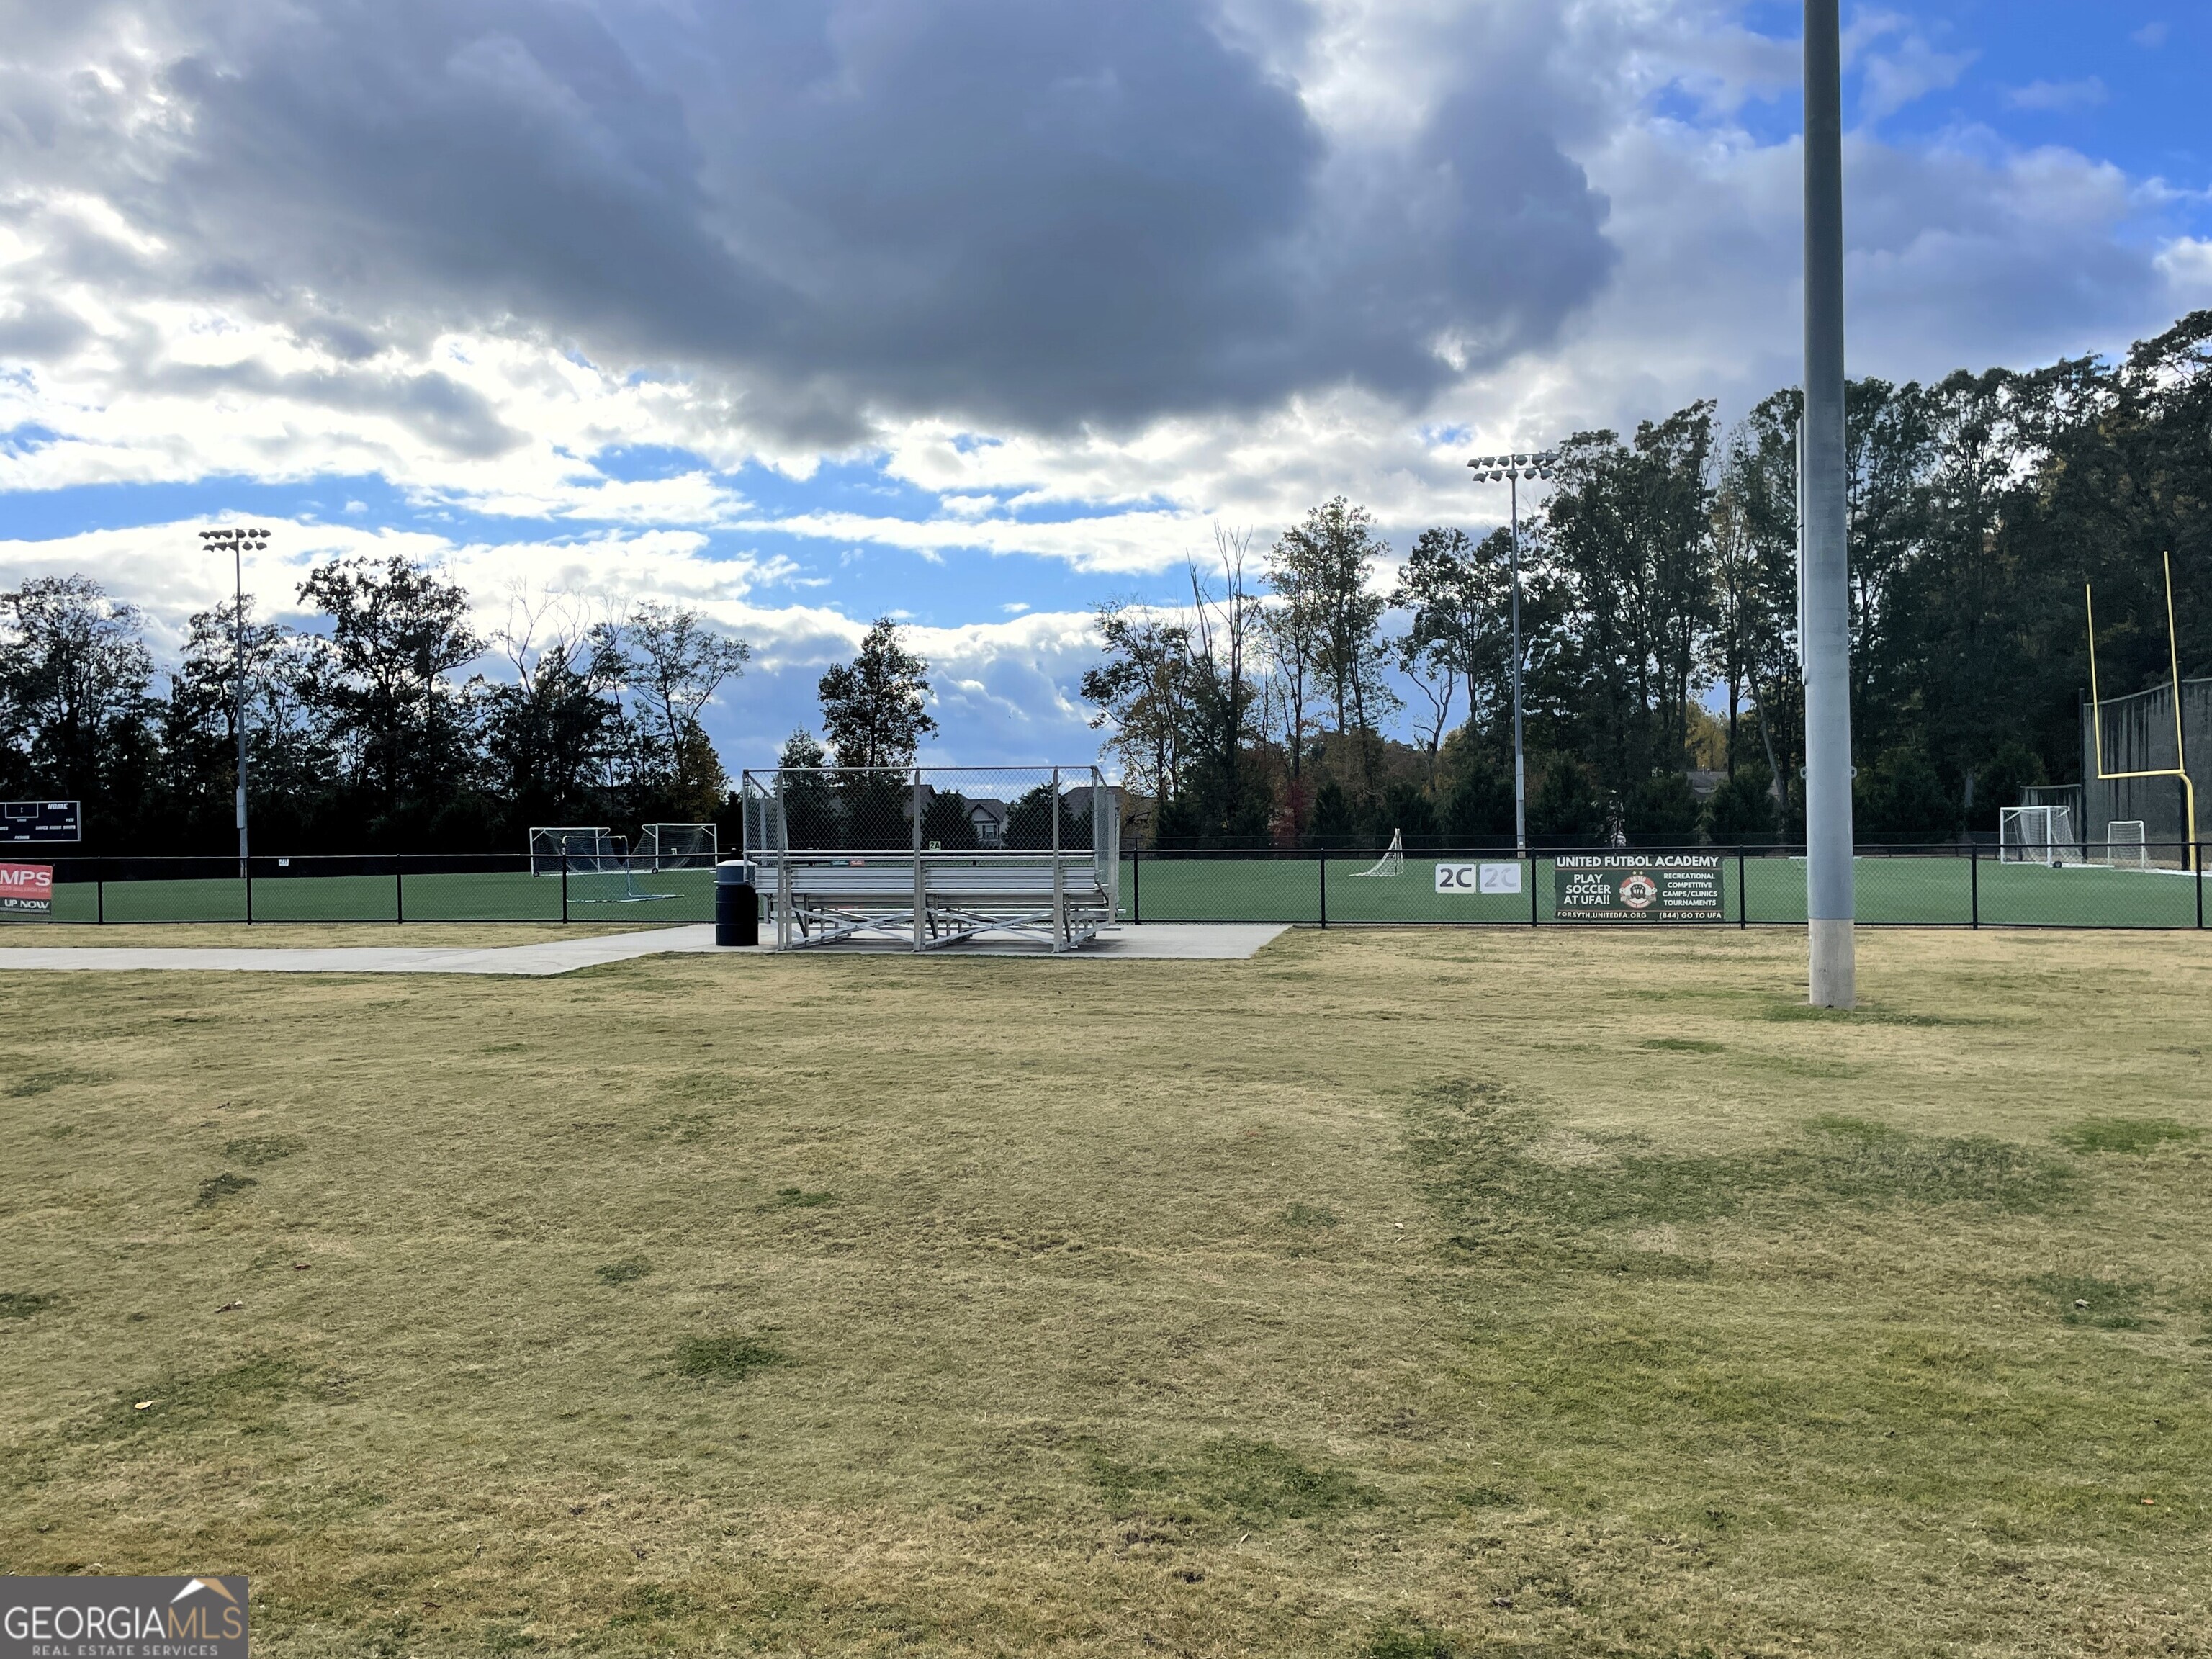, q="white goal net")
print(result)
[529,825,611,876]
[1352,827,1406,878]
[2106,819,2148,872]
[637,822,718,871]
[1999,805,2079,866]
